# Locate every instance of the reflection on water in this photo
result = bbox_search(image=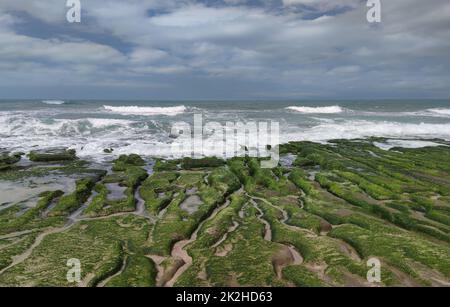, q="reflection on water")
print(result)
[180,195,203,214]
[105,183,127,201]
[0,175,77,210]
